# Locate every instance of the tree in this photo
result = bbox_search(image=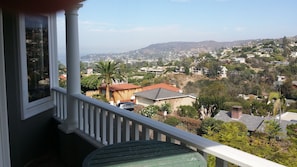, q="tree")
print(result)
[195,96,226,119]
[206,60,221,78]
[81,75,100,92]
[177,105,198,118]
[281,79,297,99]
[157,57,163,66]
[204,121,249,150]
[160,102,172,114]
[96,61,125,101]
[250,100,272,116]
[58,61,66,75]
[287,124,297,144]
[264,120,282,141]
[198,118,223,135]
[194,81,227,118]
[282,36,291,57]
[80,61,88,74]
